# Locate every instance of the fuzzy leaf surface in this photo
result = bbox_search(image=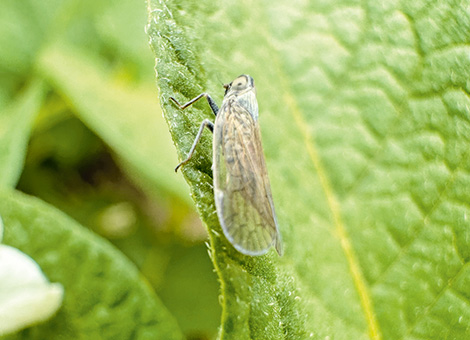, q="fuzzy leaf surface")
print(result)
[147,0,470,339]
